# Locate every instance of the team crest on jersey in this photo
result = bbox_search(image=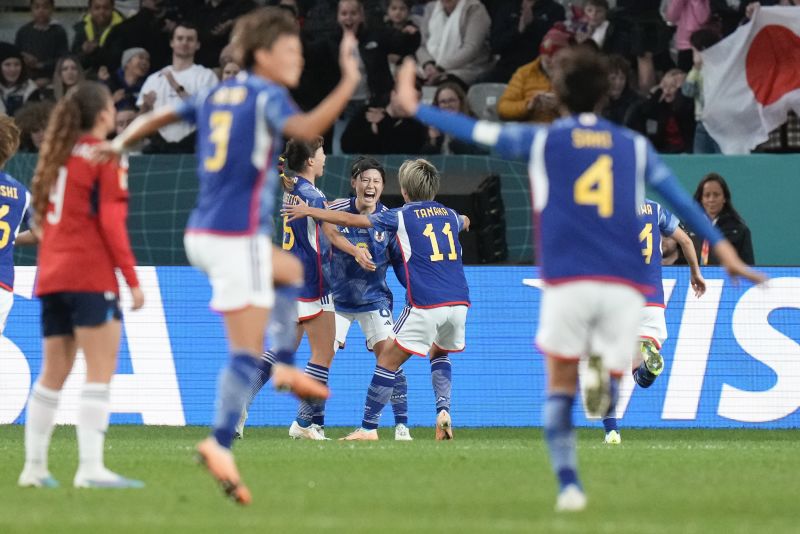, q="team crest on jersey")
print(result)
[374,231,385,242]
